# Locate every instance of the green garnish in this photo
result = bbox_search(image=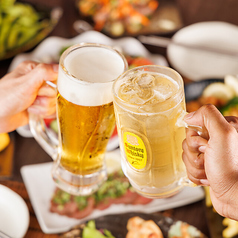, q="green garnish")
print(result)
[82,220,115,238]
